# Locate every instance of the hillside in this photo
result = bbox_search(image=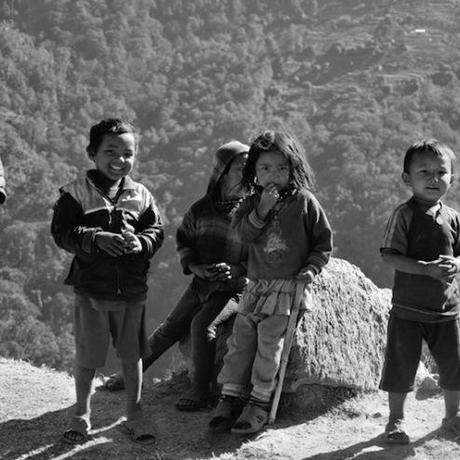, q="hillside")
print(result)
[2,0,460,376]
[1,358,460,459]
